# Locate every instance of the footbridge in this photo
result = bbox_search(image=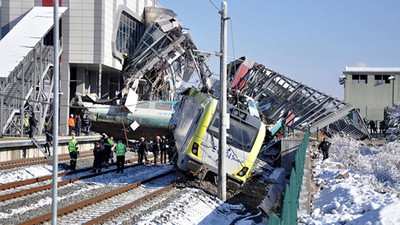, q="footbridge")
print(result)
[227,57,370,139]
[0,7,67,137]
